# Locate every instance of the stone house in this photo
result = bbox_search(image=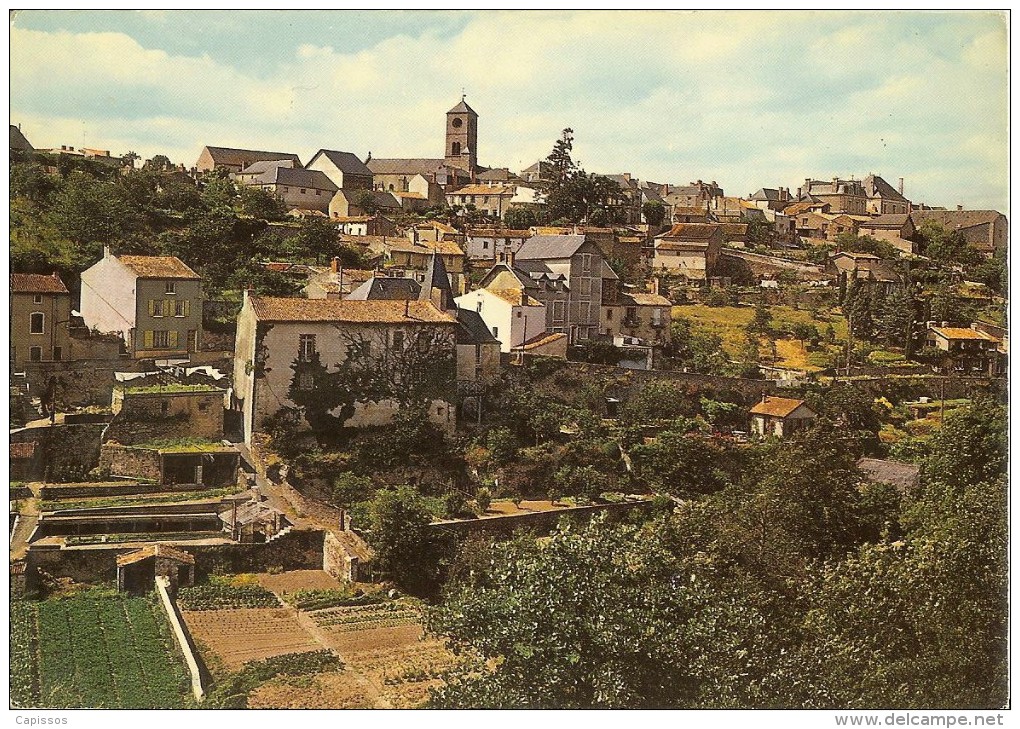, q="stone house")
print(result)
[10,273,72,368]
[749,396,817,438]
[463,227,532,260]
[329,189,402,219]
[80,250,203,359]
[829,251,904,296]
[447,183,517,218]
[194,146,301,174]
[351,235,467,279]
[513,234,612,344]
[861,174,911,215]
[304,149,374,192]
[368,157,471,194]
[235,158,298,185]
[857,214,916,254]
[600,288,672,346]
[232,293,461,445]
[802,178,868,215]
[117,544,195,594]
[107,384,226,445]
[333,214,398,237]
[249,166,339,213]
[650,223,723,281]
[909,209,1008,256]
